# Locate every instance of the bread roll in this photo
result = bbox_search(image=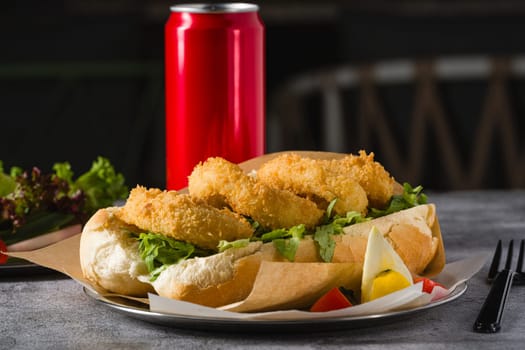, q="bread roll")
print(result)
[79,207,154,296]
[151,242,264,307]
[79,204,444,308]
[341,203,441,275]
